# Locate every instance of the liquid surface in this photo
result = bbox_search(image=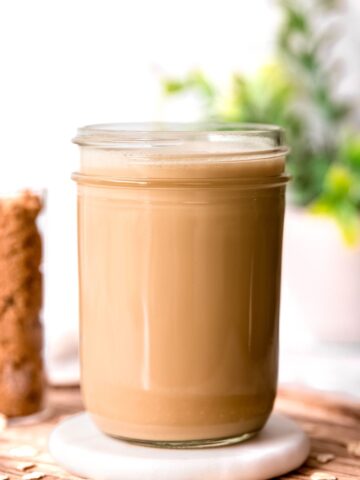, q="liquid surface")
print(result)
[77,150,286,442]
